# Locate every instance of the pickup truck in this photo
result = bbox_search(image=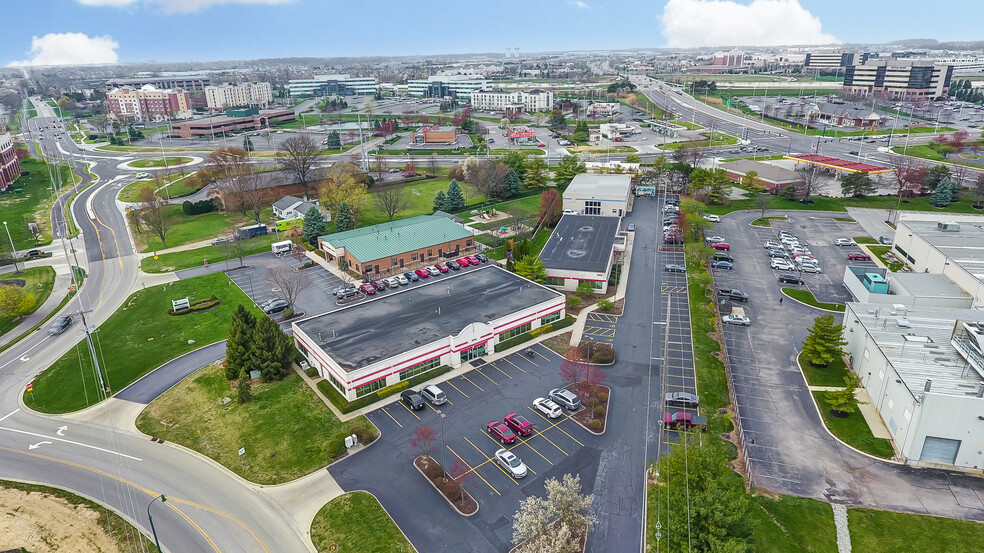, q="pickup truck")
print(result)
[664,411,707,431]
[716,288,749,302]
